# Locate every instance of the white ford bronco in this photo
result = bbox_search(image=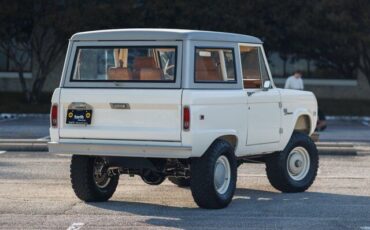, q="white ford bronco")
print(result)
[49,29,319,209]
